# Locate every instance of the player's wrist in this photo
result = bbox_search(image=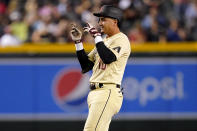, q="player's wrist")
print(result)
[74,39,82,44]
[75,42,84,51]
[94,36,103,44]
